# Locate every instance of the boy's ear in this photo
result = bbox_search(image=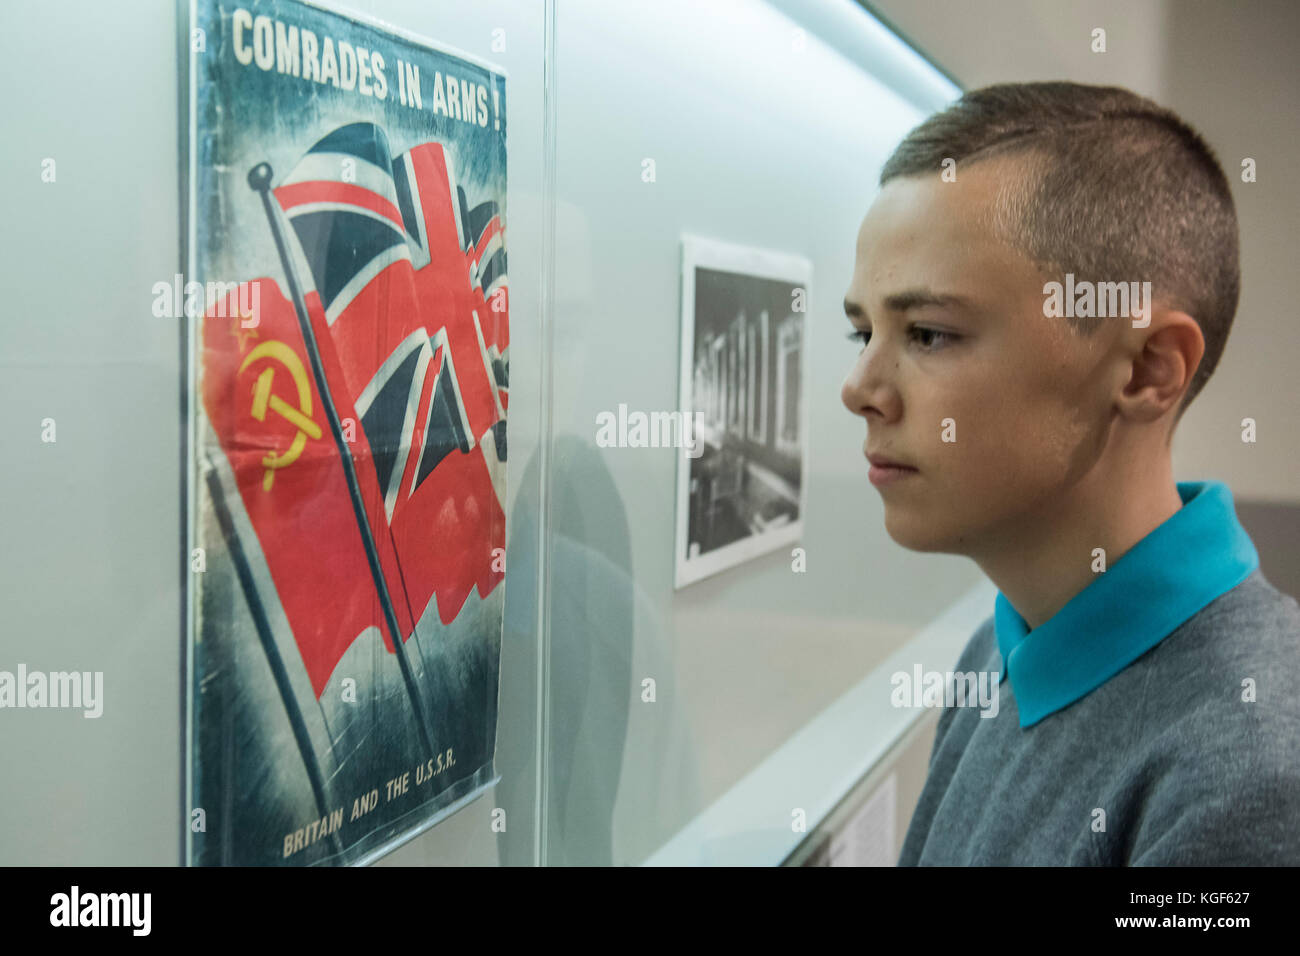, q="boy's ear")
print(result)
[1118,308,1204,425]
